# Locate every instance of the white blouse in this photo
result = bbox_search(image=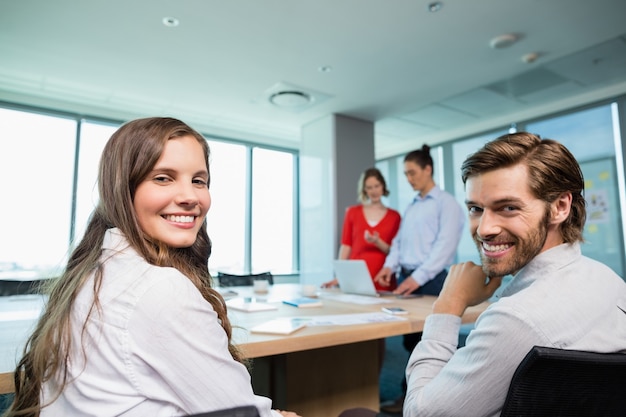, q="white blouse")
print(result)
[41,228,279,417]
